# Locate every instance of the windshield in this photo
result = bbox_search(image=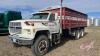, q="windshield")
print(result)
[31,13,49,19]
